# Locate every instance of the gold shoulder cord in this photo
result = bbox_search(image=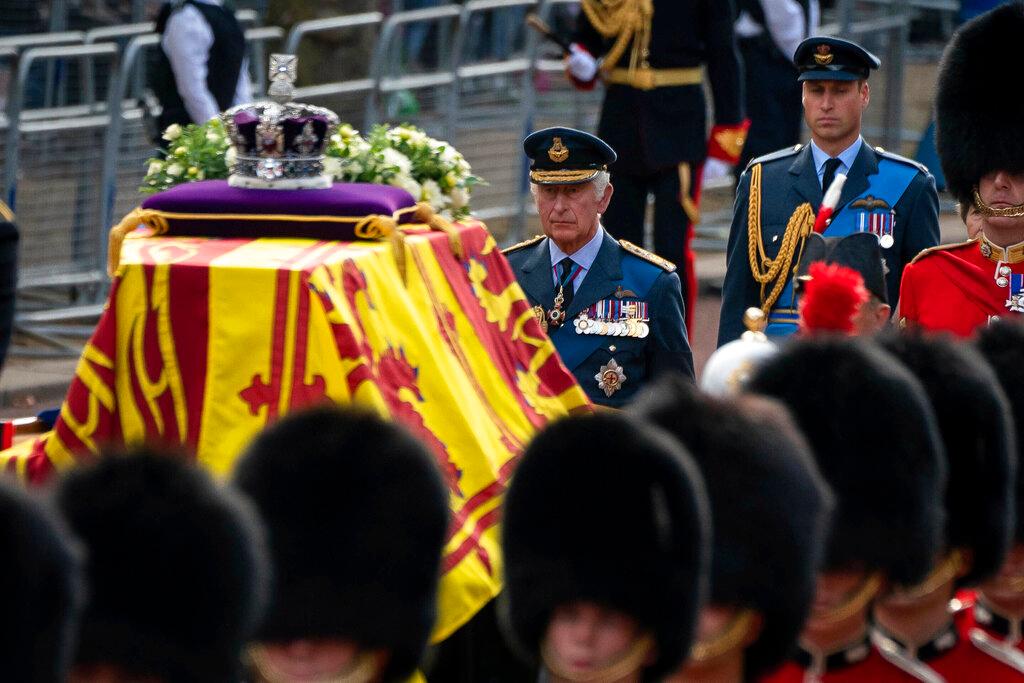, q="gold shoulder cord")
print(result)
[745,163,815,315]
[581,0,653,76]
